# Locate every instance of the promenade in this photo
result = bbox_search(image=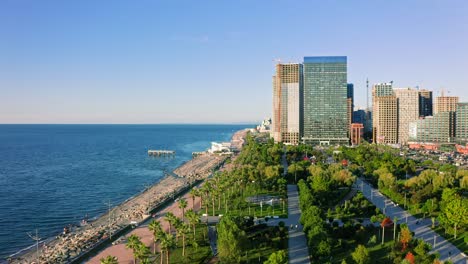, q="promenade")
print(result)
[355,177,467,264]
